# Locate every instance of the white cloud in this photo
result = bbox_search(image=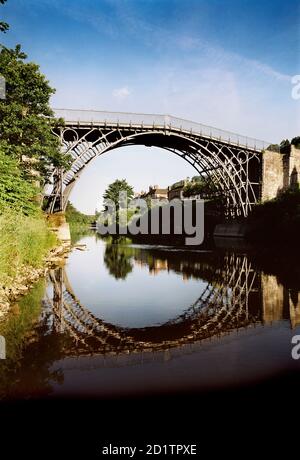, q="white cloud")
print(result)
[112,86,131,99]
[176,36,292,82]
[48,3,296,141]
